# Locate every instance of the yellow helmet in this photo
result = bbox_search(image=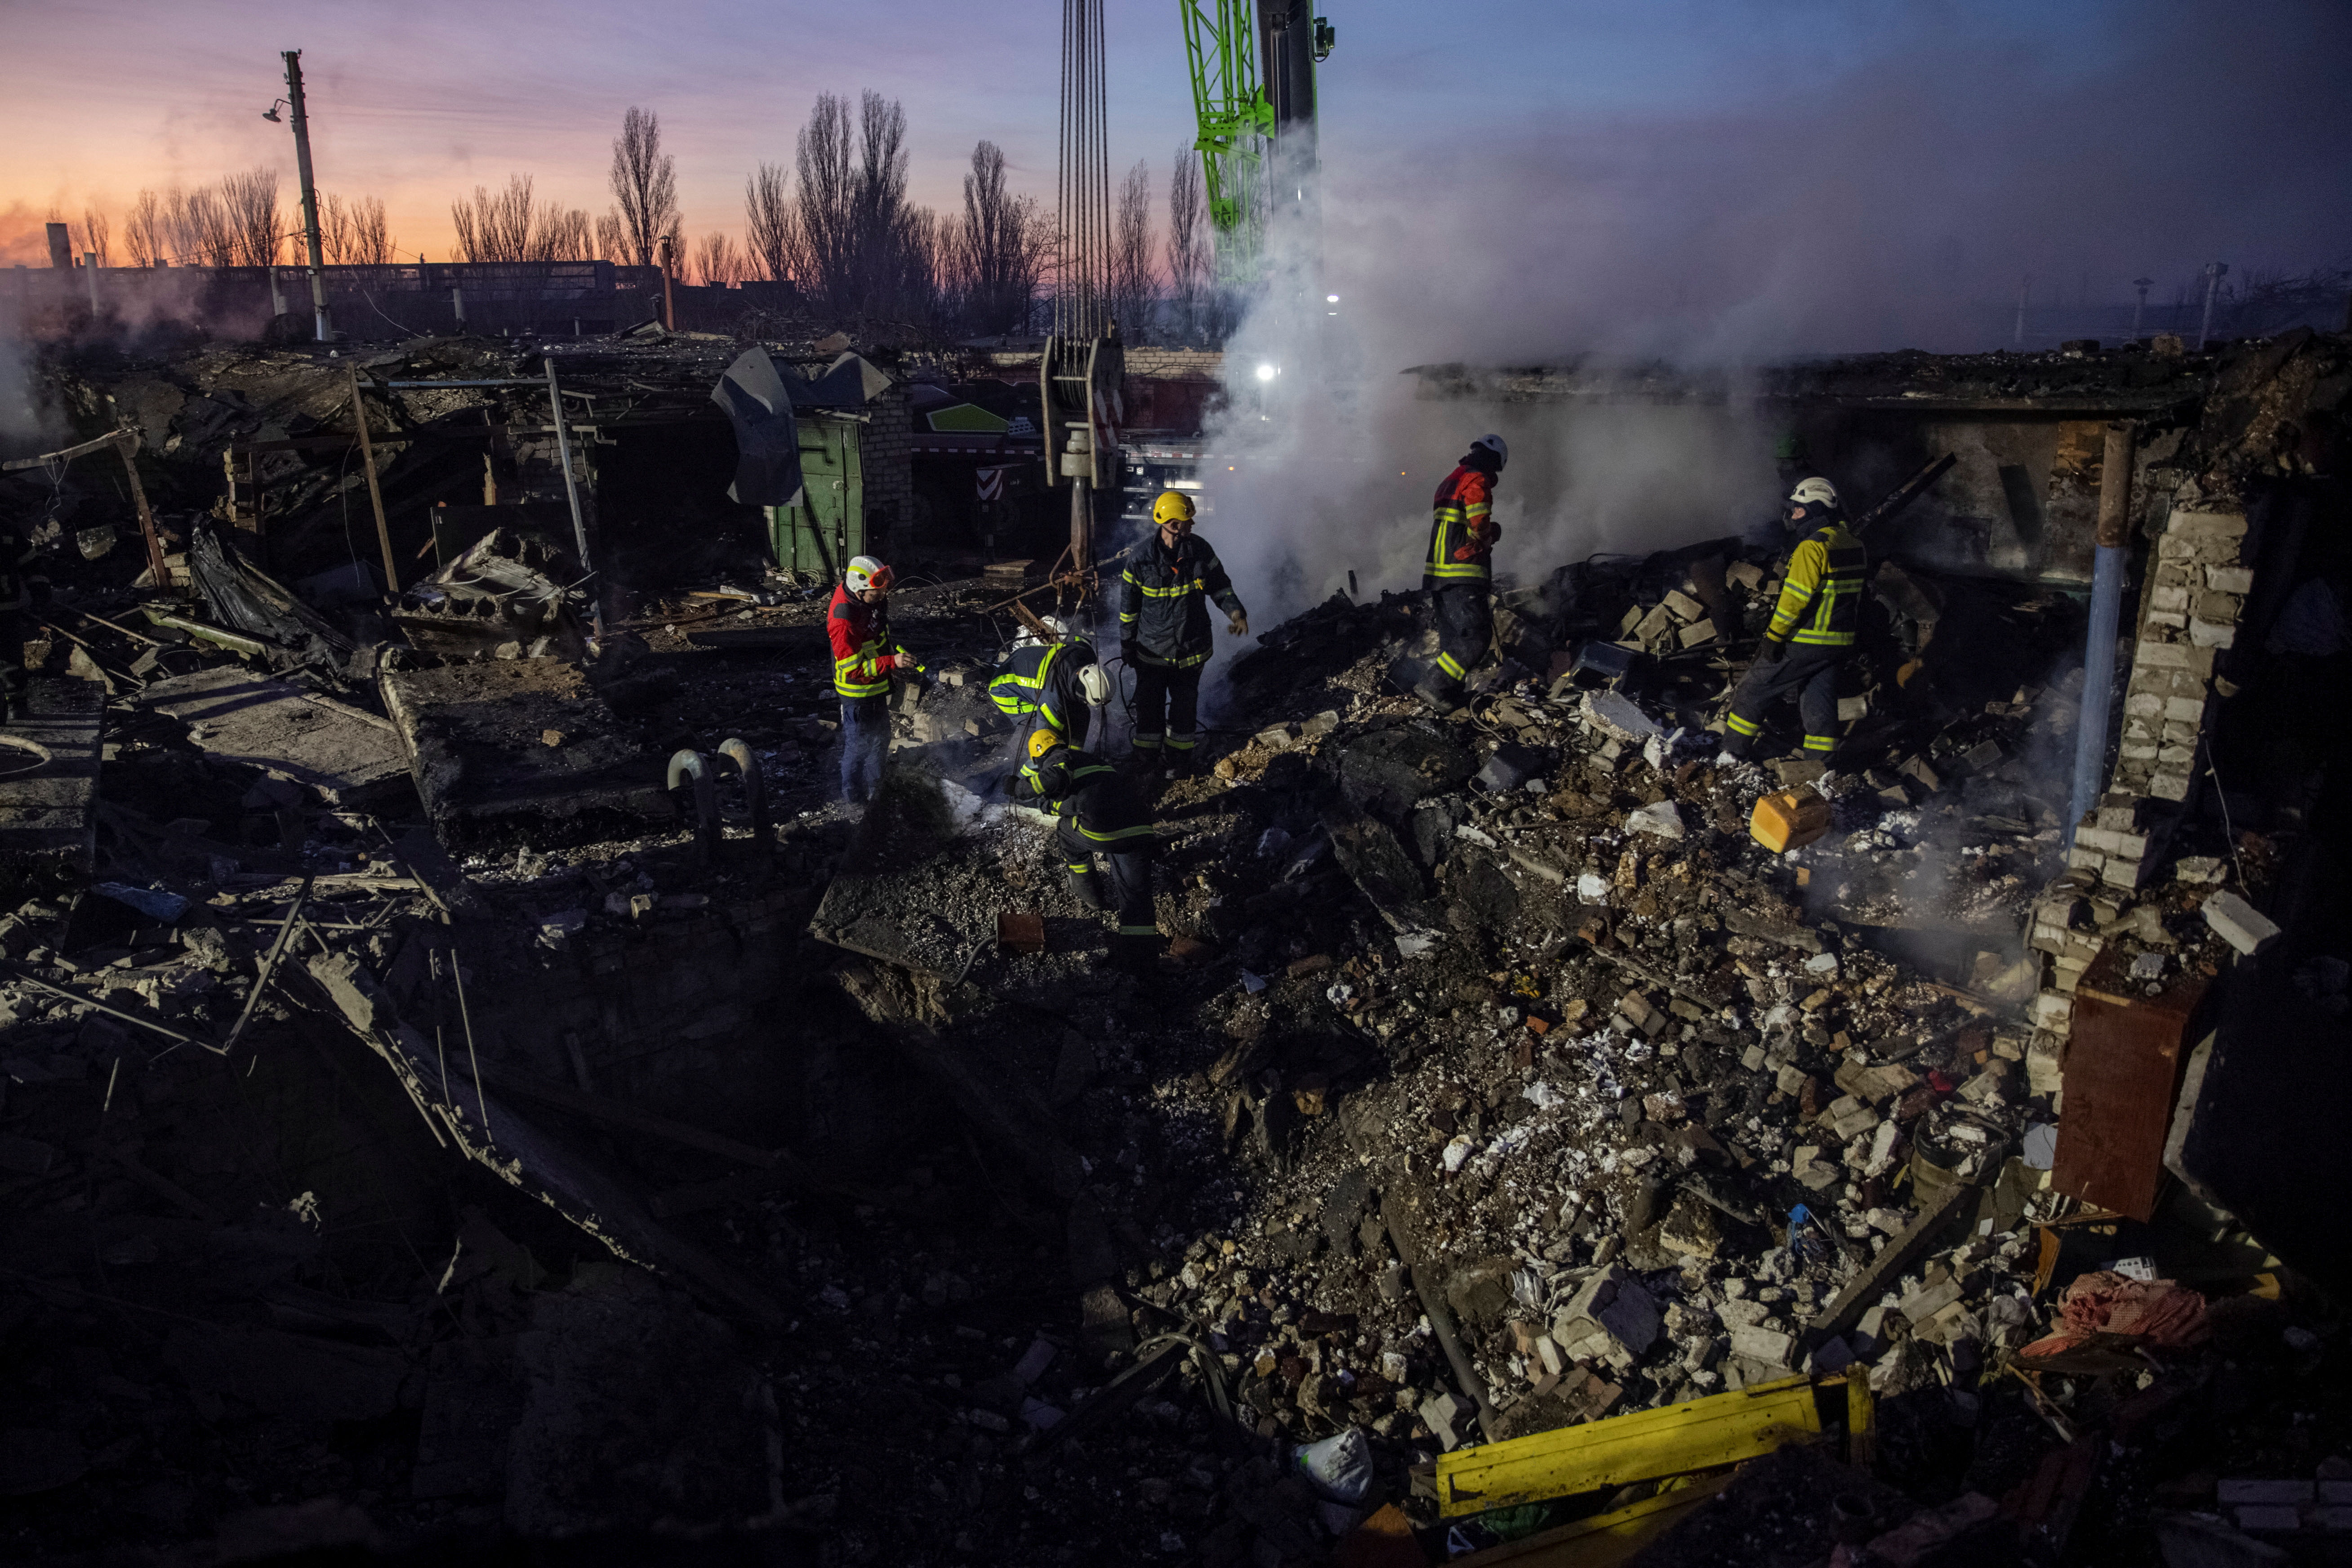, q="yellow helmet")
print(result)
[1151,490,1197,526]
[1028,727,1064,761]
